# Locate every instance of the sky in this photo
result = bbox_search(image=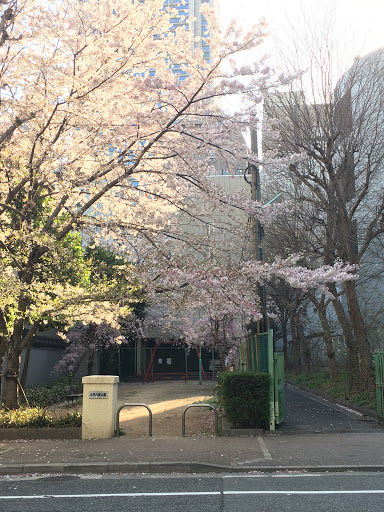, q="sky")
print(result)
[219,0,384,67]
[218,0,384,118]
